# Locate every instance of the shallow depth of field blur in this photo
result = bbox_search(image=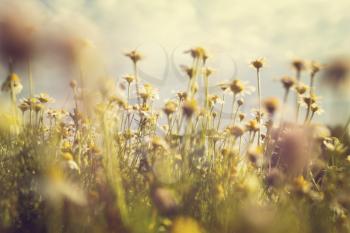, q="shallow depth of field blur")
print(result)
[1,1,350,233]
